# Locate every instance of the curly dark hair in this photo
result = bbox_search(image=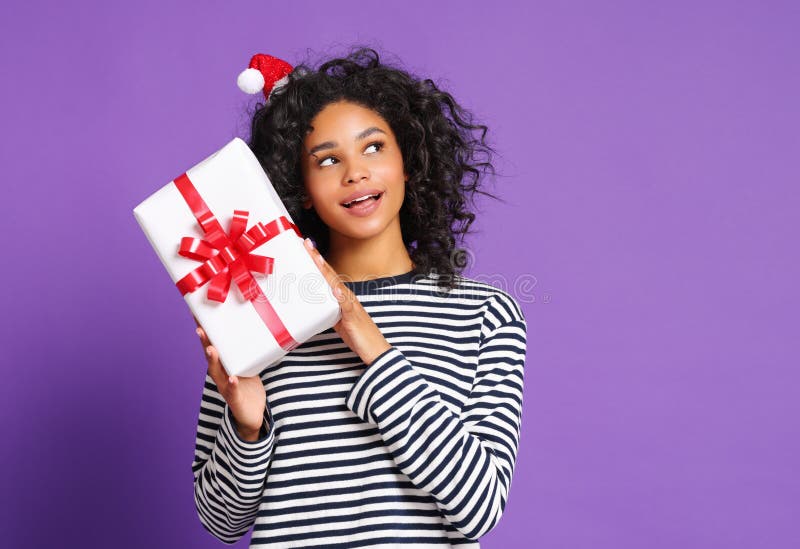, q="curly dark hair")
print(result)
[247,47,497,292]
